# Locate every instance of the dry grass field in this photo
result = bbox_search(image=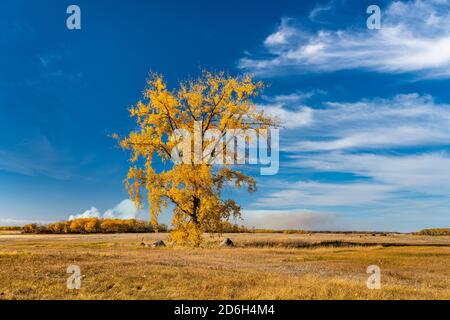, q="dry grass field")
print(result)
[0,232,449,300]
